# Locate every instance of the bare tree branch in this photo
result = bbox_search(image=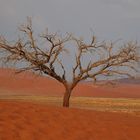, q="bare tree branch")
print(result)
[0,18,139,107]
